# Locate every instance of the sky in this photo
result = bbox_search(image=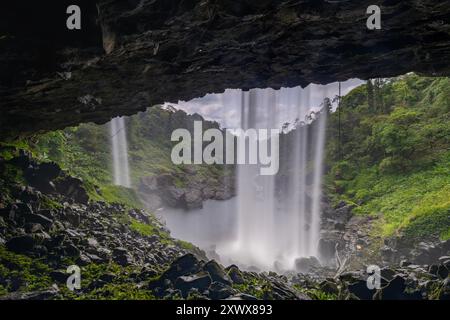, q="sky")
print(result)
[164,79,364,130]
